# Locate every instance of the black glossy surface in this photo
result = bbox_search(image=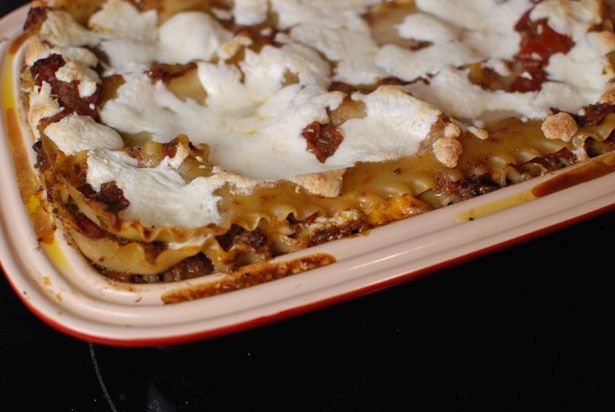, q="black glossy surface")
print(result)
[3,211,615,412]
[1,2,614,411]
